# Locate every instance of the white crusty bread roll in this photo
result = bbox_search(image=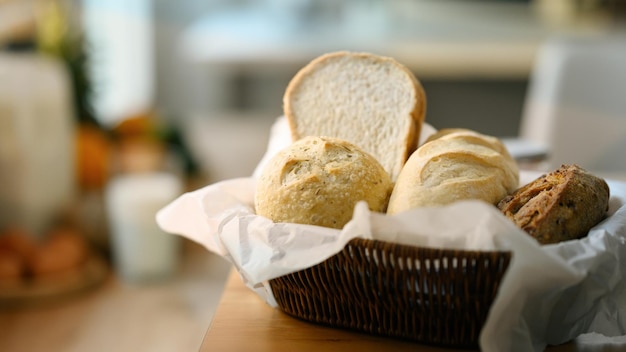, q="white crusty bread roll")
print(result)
[387,129,519,214]
[255,136,392,229]
[283,51,426,182]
